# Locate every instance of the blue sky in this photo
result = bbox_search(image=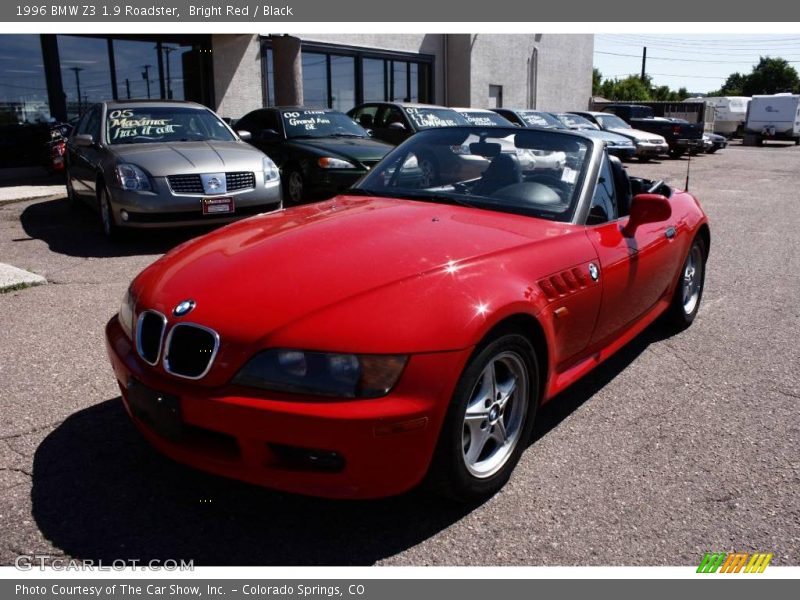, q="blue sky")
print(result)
[593,34,800,94]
